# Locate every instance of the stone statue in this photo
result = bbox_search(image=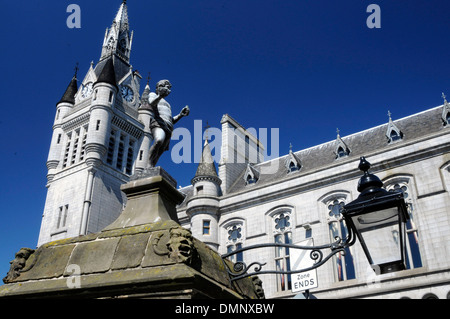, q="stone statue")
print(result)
[147,80,190,167]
